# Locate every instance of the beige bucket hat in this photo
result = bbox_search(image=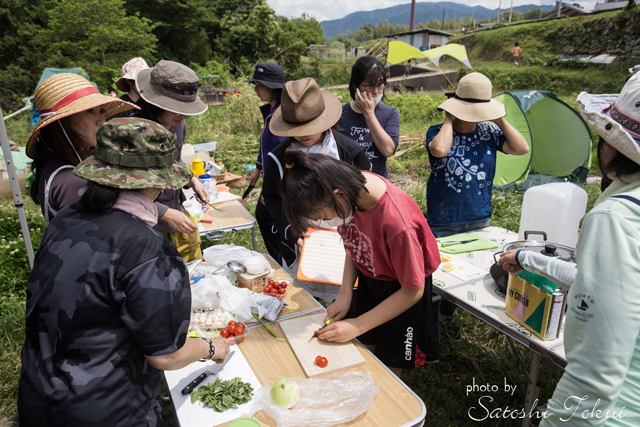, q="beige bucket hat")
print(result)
[269,78,342,137]
[578,72,640,165]
[438,72,506,122]
[136,60,207,116]
[26,73,138,159]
